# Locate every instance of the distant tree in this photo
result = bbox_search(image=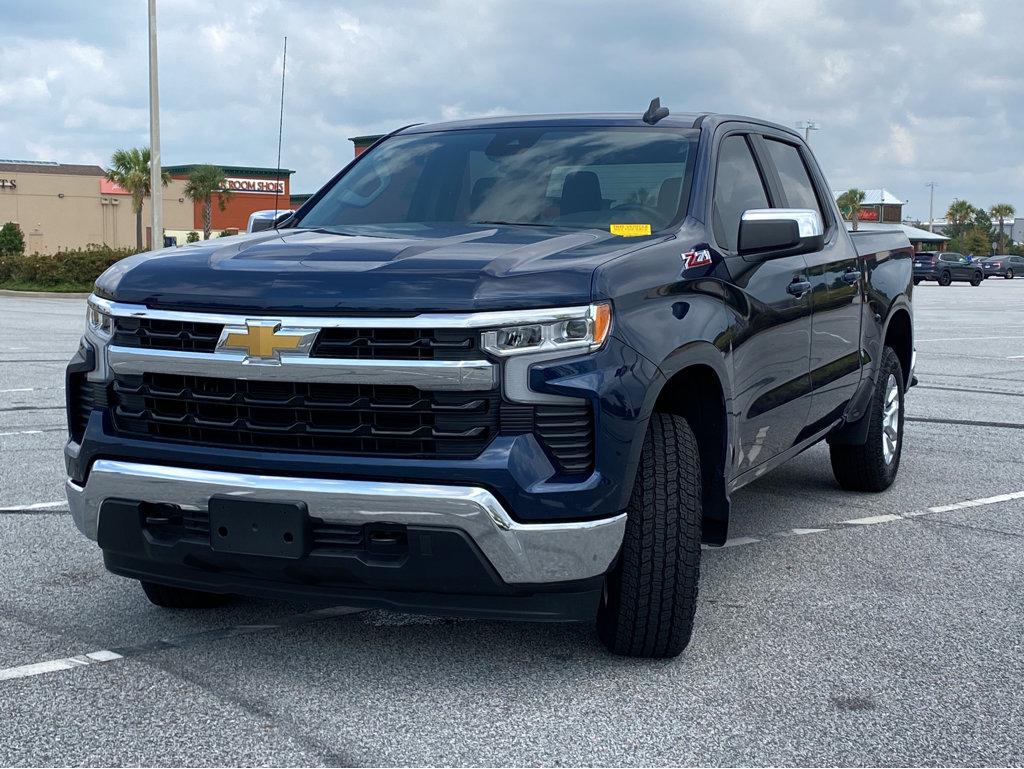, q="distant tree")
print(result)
[836,188,866,230]
[183,165,232,240]
[105,147,171,250]
[989,203,1016,252]
[962,227,991,257]
[186,230,200,243]
[0,222,26,256]
[944,198,975,243]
